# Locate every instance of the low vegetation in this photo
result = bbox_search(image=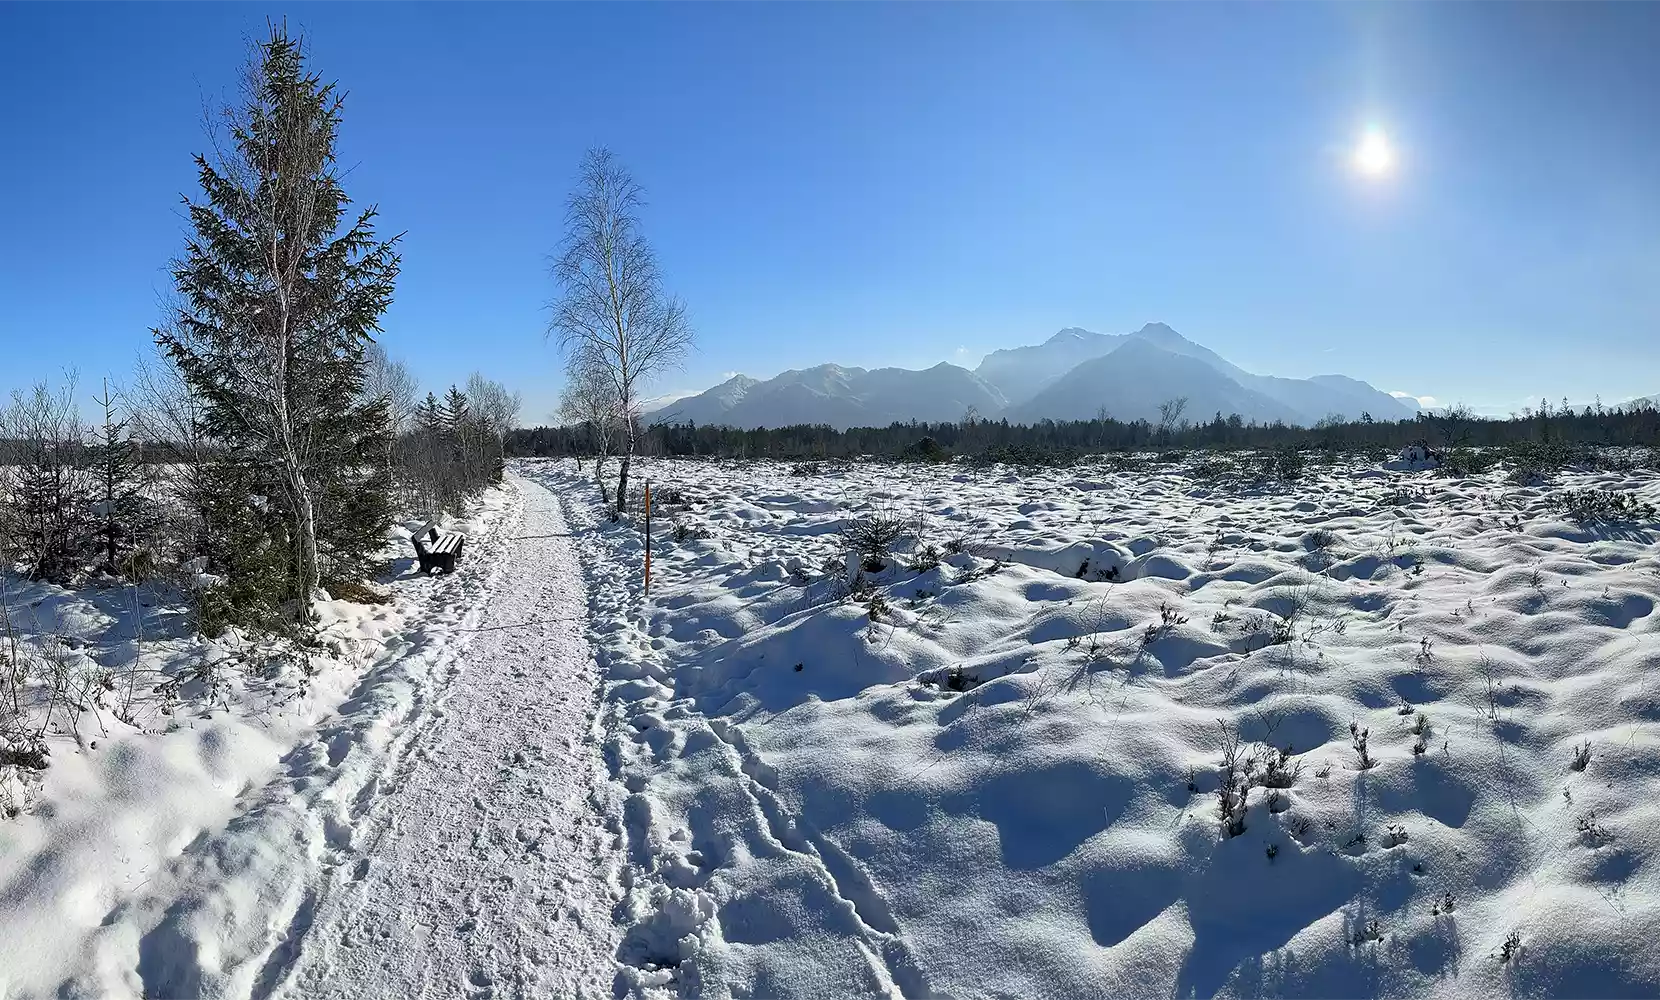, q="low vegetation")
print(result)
[1549,488,1658,523]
